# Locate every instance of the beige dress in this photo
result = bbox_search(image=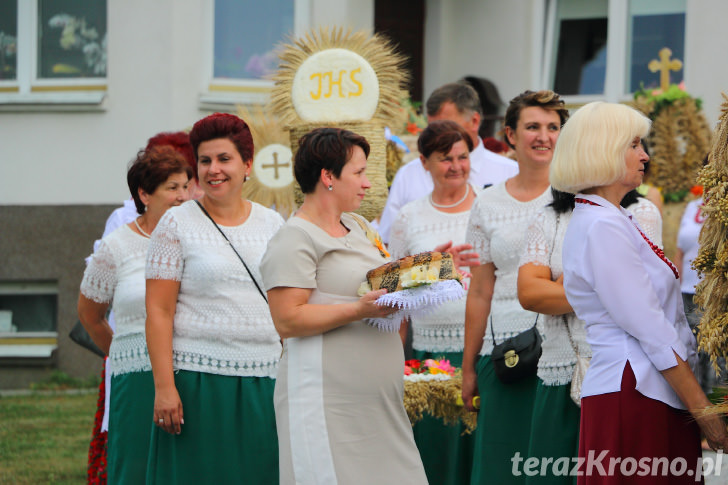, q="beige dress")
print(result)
[260,213,428,485]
